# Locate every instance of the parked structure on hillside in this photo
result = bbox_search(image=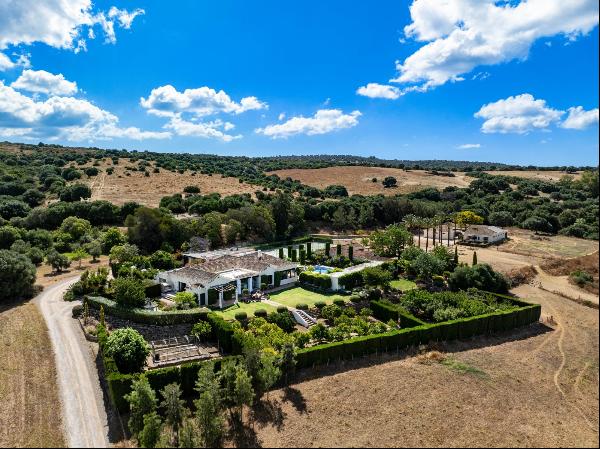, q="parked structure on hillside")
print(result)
[157,251,298,308]
[463,225,508,245]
